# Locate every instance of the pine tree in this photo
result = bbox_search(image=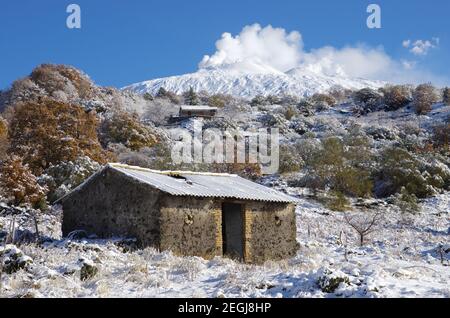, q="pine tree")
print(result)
[184,87,200,105]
